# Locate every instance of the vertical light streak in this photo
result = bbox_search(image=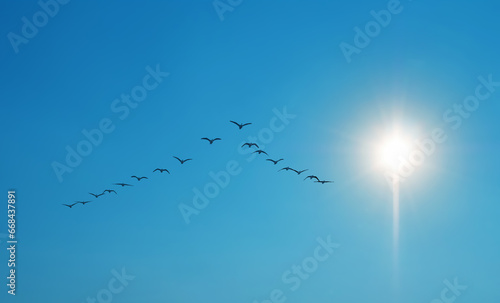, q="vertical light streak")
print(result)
[392,176,400,294]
